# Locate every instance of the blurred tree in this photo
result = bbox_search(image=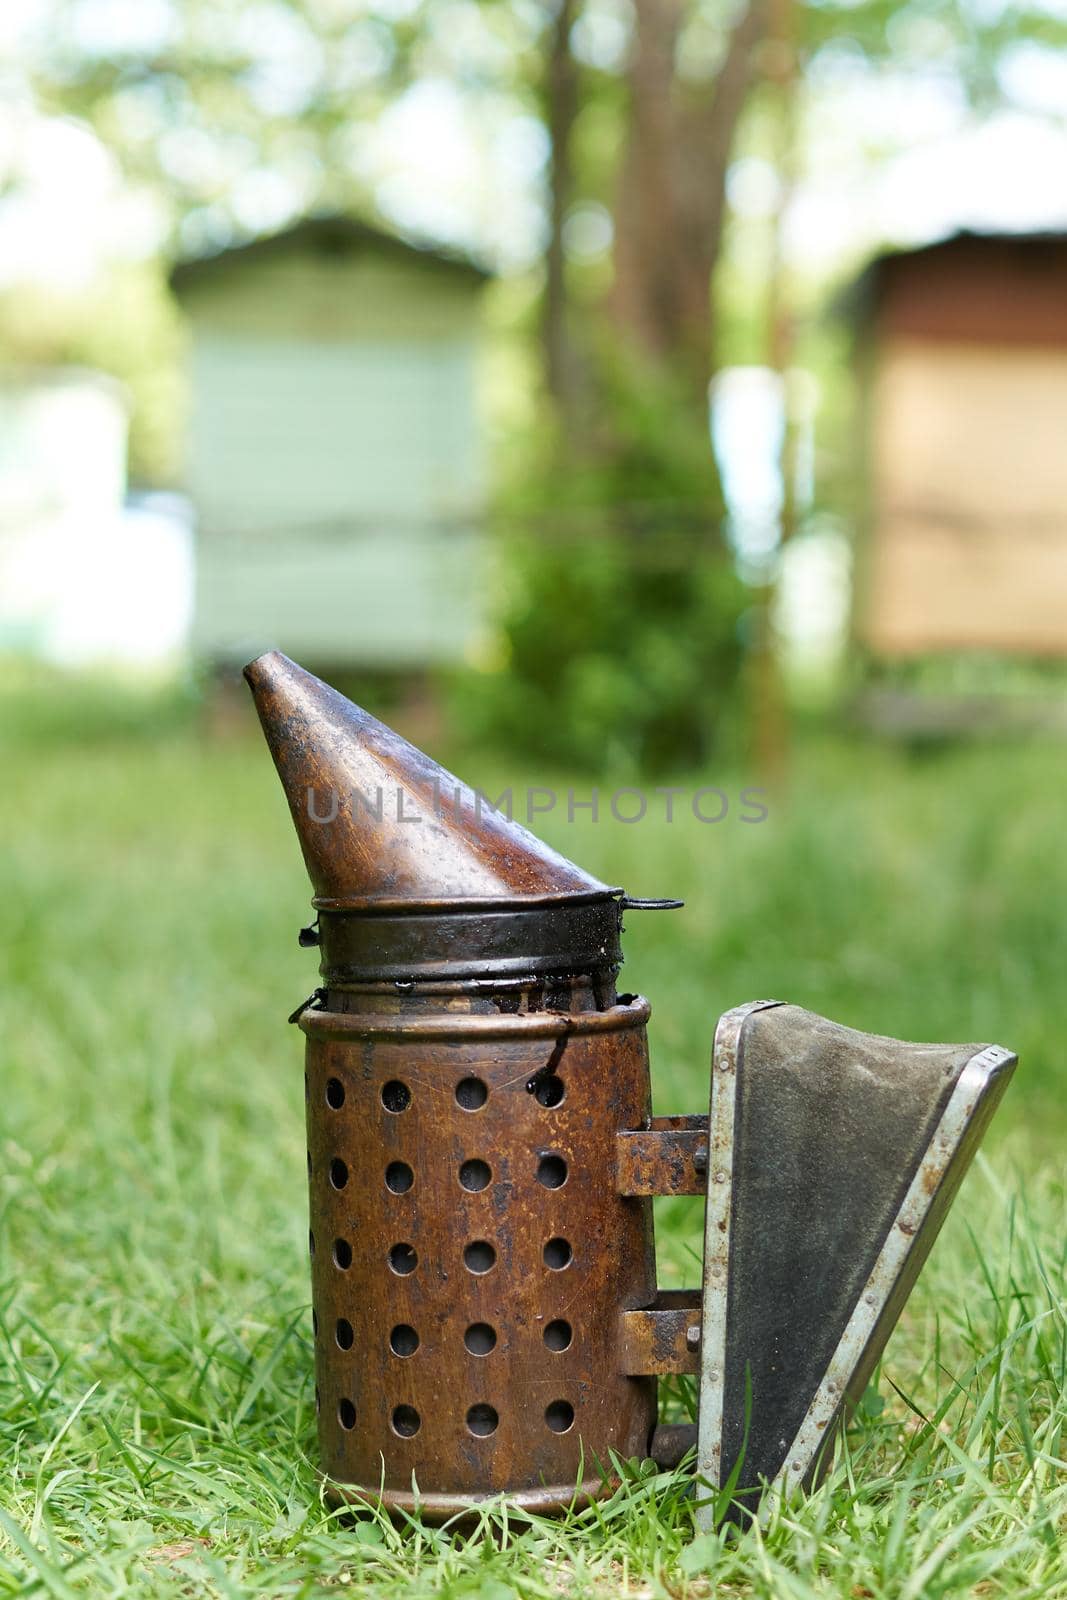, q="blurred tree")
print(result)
[0,270,184,481]
[609,0,765,406]
[543,0,584,415]
[532,0,768,454]
[10,0,1067,757]
[495,0,768,769]
[18,0,1067,411]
